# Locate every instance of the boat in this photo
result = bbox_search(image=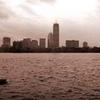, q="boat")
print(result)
[0,79,8,85]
